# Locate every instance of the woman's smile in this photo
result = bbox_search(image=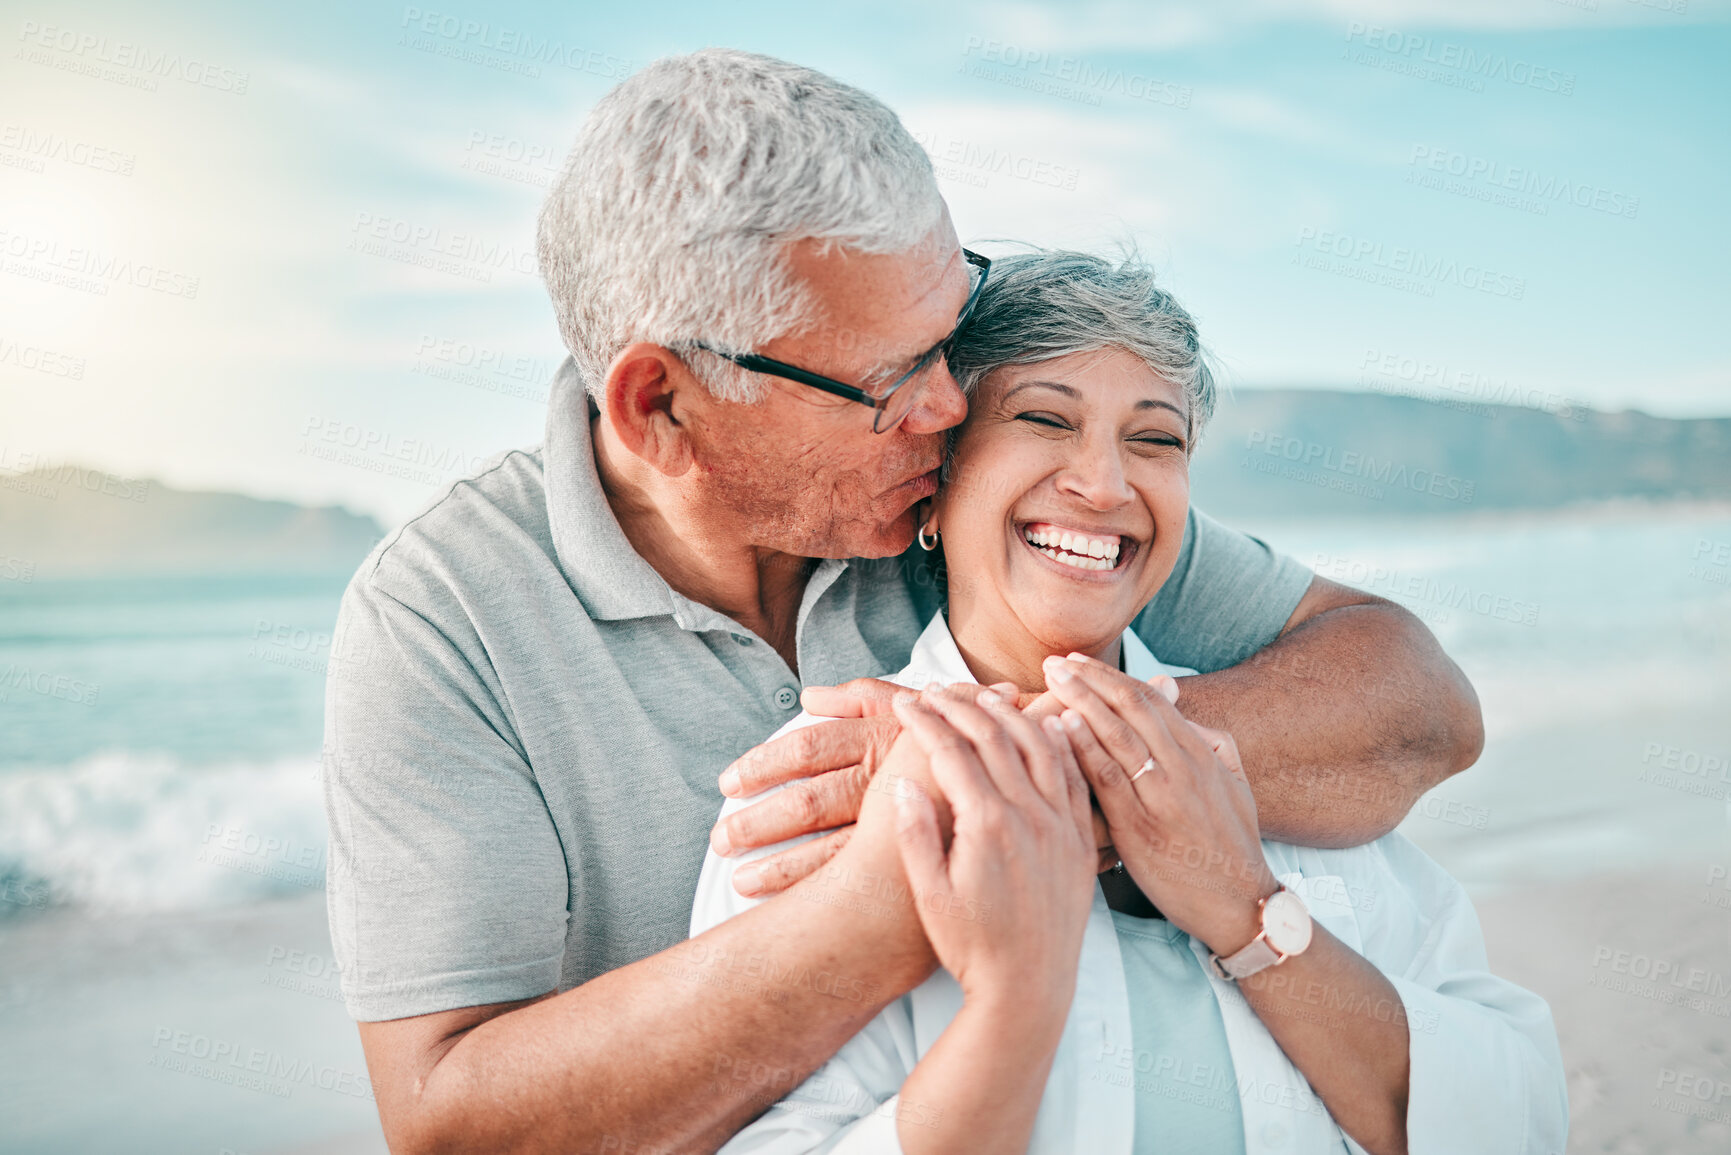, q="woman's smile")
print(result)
[1016,519,1140,577]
